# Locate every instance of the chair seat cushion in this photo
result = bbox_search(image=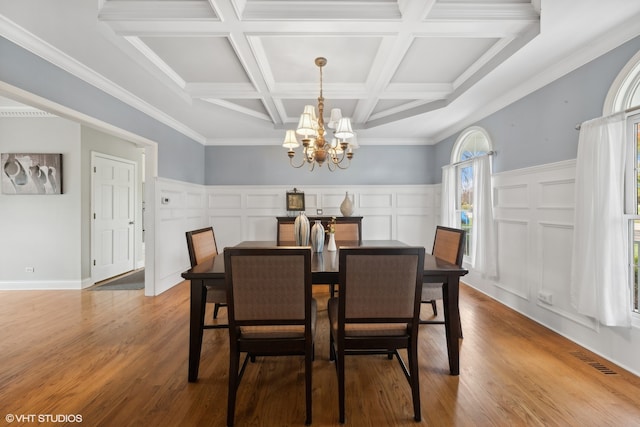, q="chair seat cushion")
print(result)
[328,298,408,337]
[421,282,443,301]
[205,285,227,303]
[239,298,317,339]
